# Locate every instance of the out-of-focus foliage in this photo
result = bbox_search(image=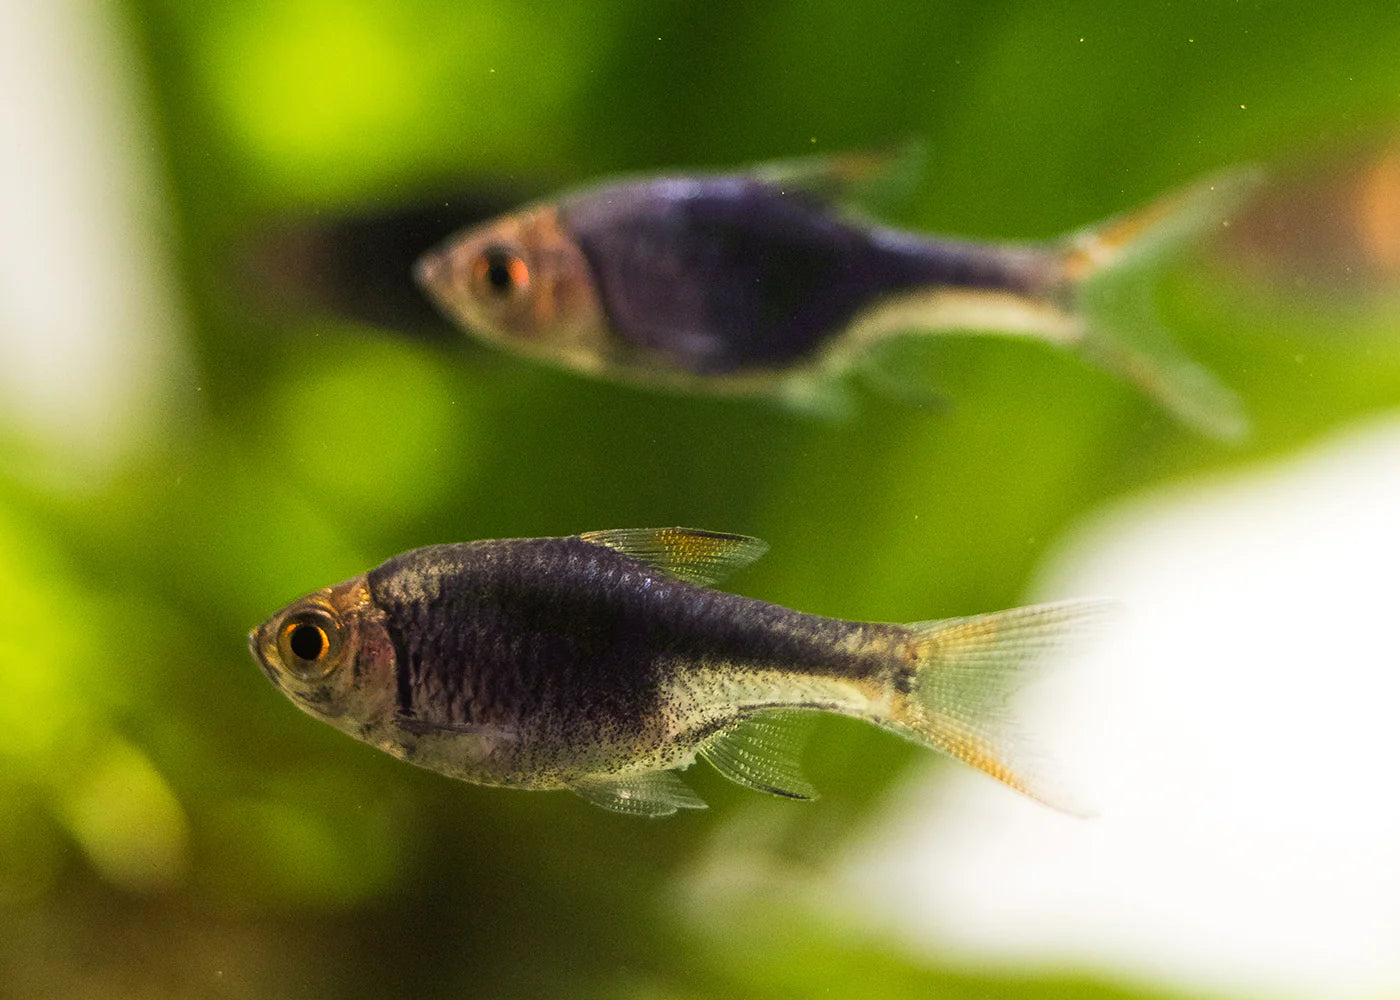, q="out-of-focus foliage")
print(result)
[4,1,1400,997]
